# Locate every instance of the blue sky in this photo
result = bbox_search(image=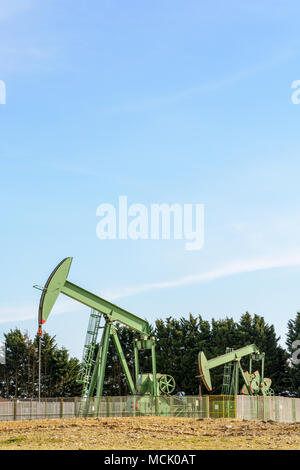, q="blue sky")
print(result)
[1,0,300,359]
